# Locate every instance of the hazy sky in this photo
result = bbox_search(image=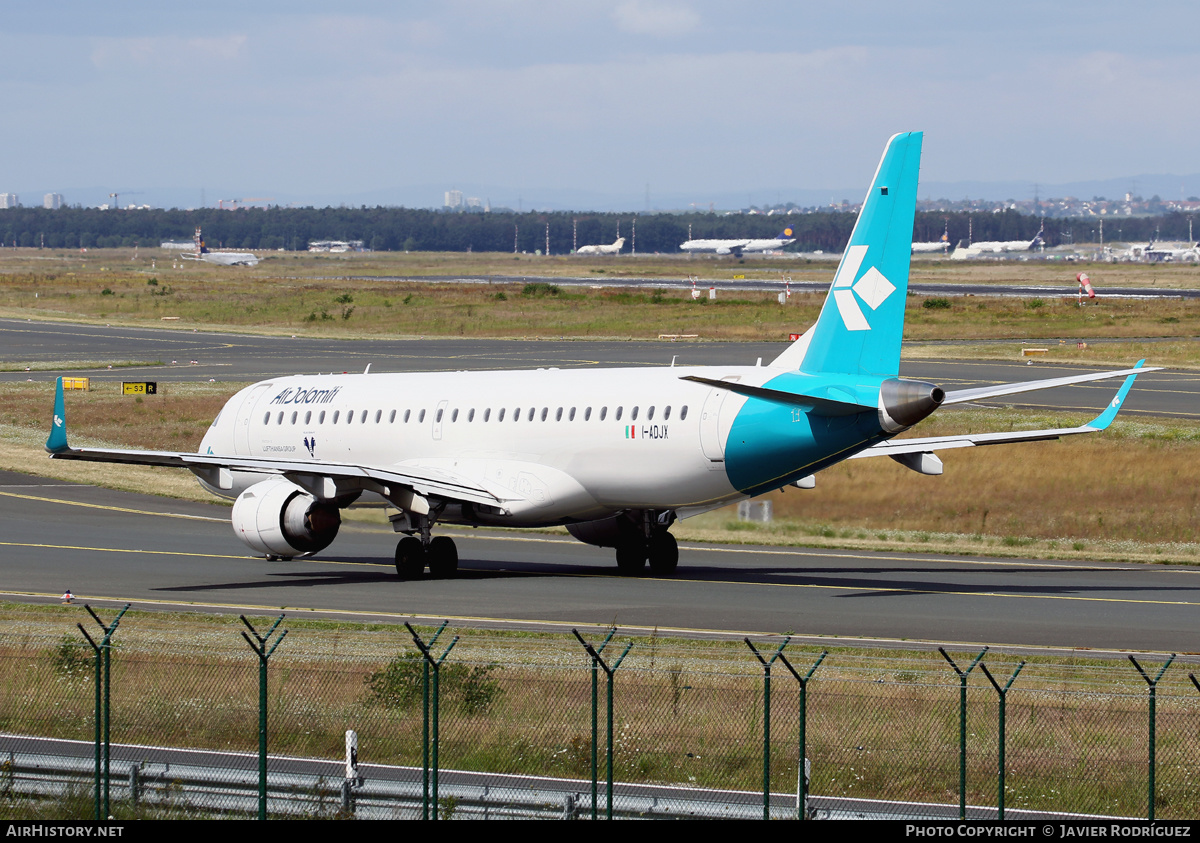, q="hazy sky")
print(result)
[5,1,1198,208]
